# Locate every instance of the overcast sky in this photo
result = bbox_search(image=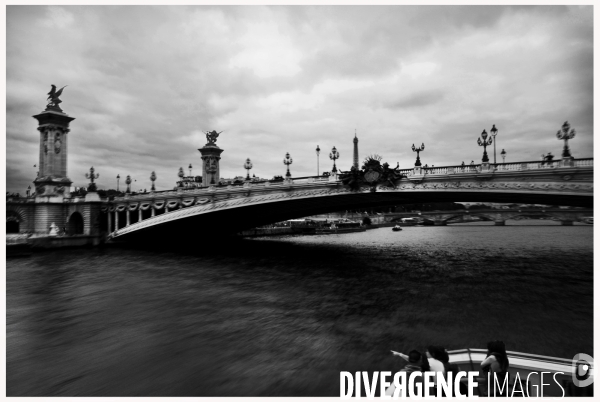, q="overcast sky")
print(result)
[6,5,593,193]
